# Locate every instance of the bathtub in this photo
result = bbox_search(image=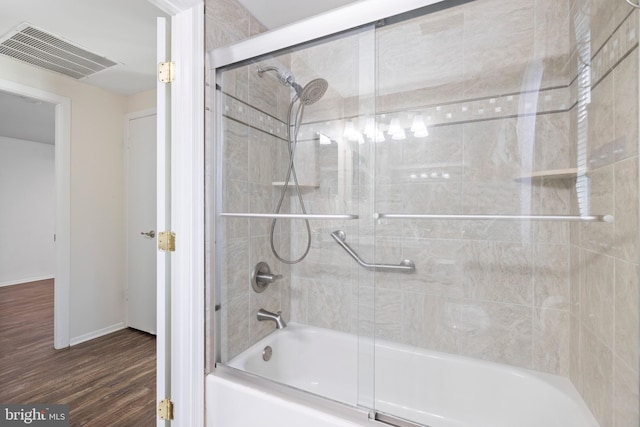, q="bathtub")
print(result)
[209,323,599,427]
